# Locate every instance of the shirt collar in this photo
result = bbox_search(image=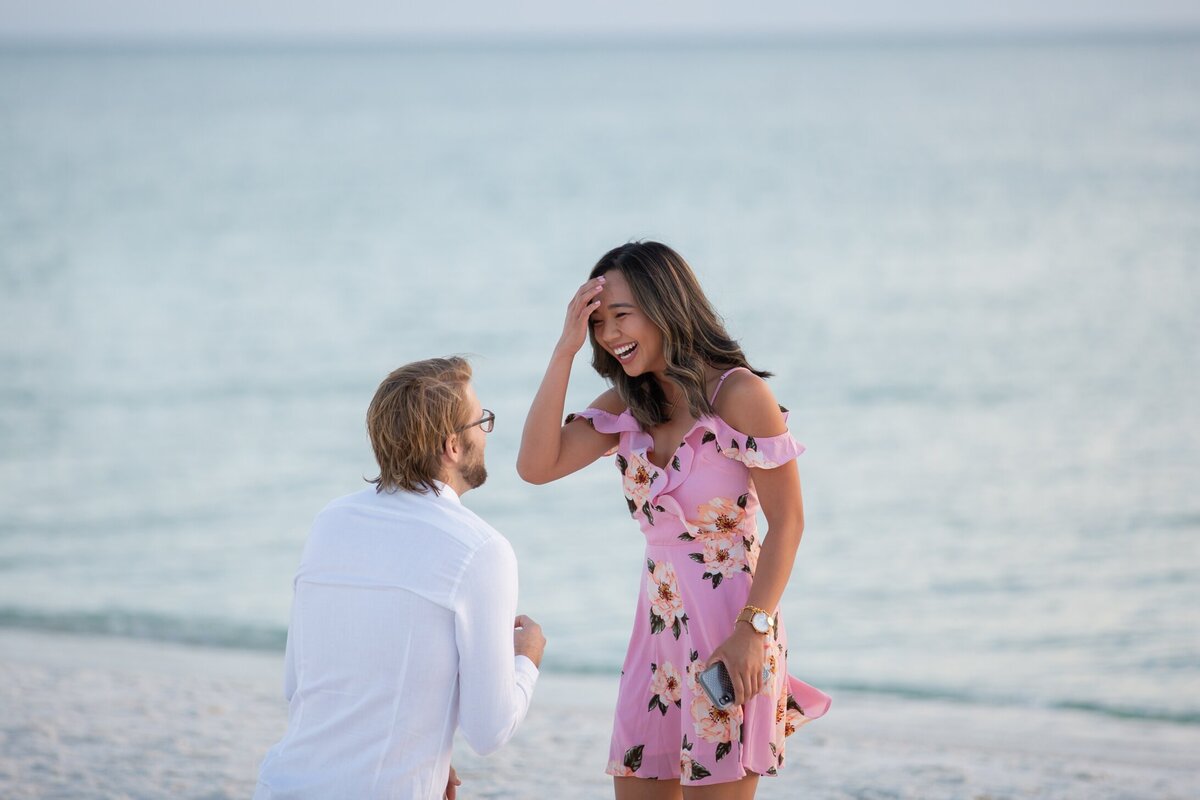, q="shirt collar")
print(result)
[431,480,461,504]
